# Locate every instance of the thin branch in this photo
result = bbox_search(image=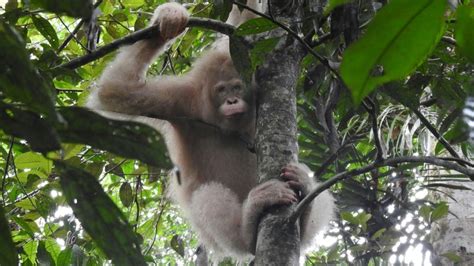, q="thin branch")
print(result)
[144,200,169,255]
[412,108,462,160]
[4,188,41,208]
[134,175,141,231]
[1,138,14,206]
[99,158,127,182]
[57,20,85,53]
[57,0,104,54]
[232,1,341,79]
[439,157,474,168]
[291,156,474,220]
[363,99,384,161]
[55,17,235,70]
